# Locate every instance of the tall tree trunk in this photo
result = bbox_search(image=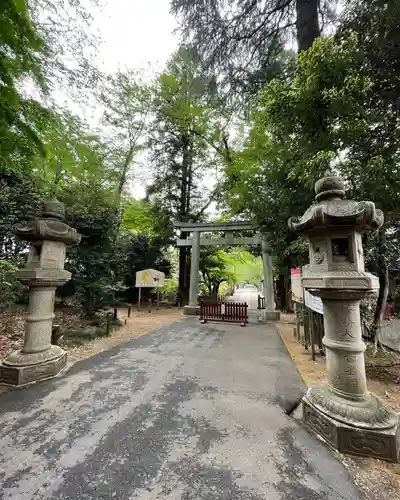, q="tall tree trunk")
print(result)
[296,0,320,52]
[277,266,291,311]
[177,133,192,305]
[371,230,389,351]
[110,145,137,247]
[277,274,285,311]
[84,288,95,319]
[212,282,221,296]
[117,145,136,198]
